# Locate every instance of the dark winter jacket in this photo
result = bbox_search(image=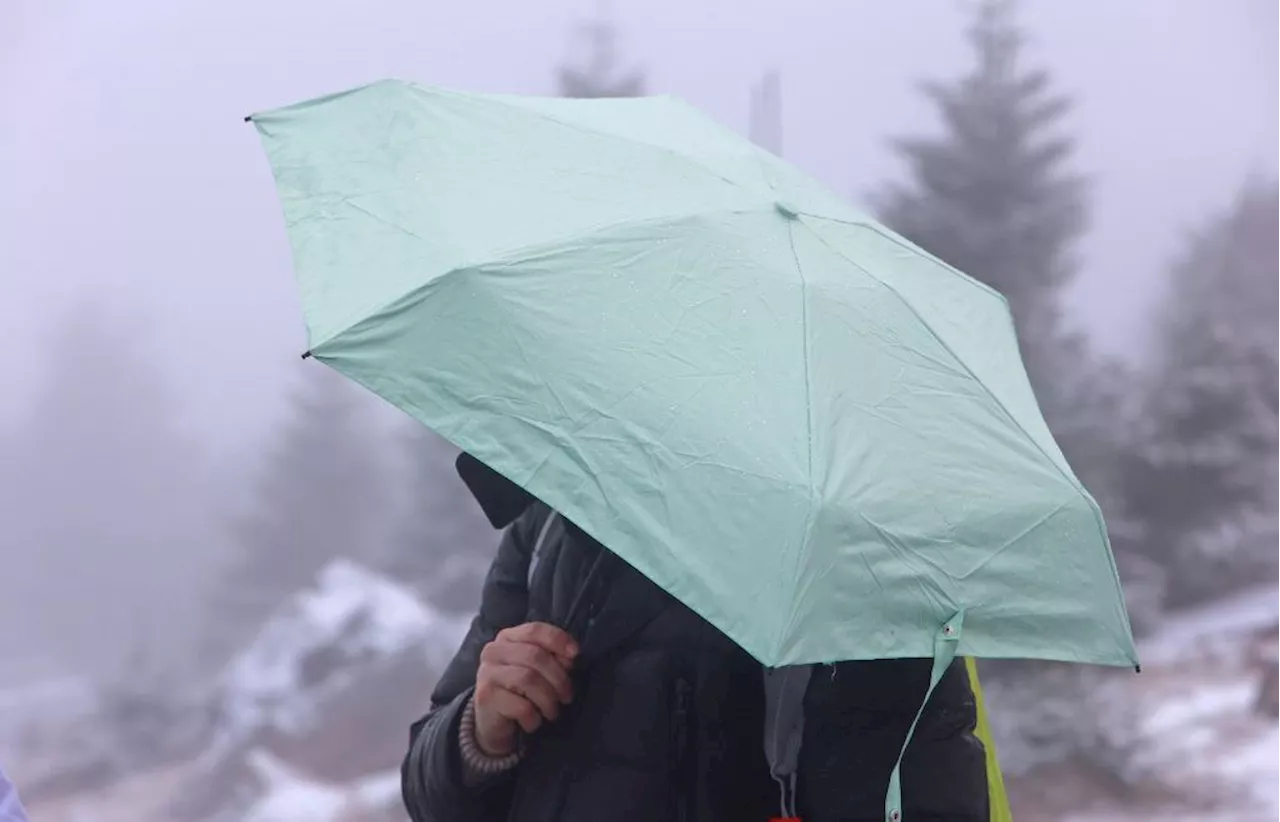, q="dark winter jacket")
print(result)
[401,469,989,822]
